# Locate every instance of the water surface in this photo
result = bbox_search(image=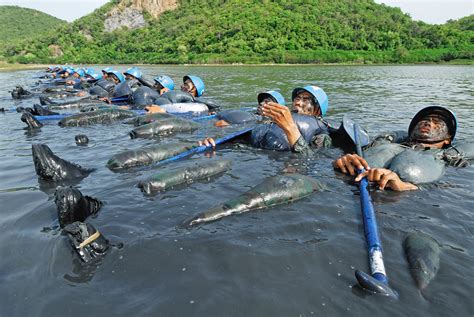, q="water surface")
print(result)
[0,65,473,316]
